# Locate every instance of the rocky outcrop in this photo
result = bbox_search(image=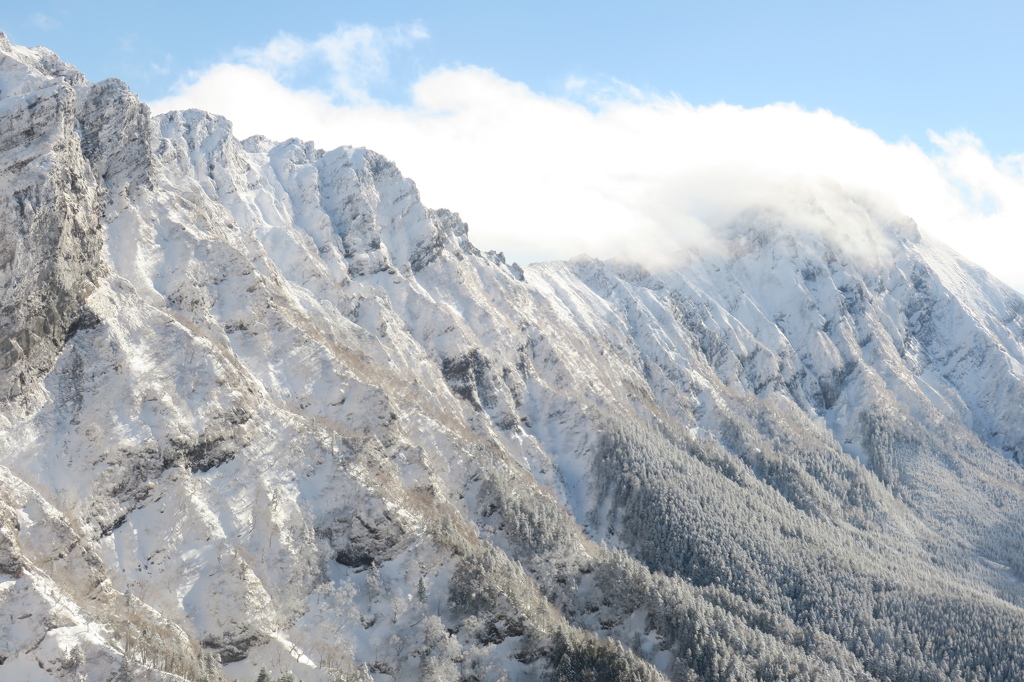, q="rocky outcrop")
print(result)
[0,43,104,400]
